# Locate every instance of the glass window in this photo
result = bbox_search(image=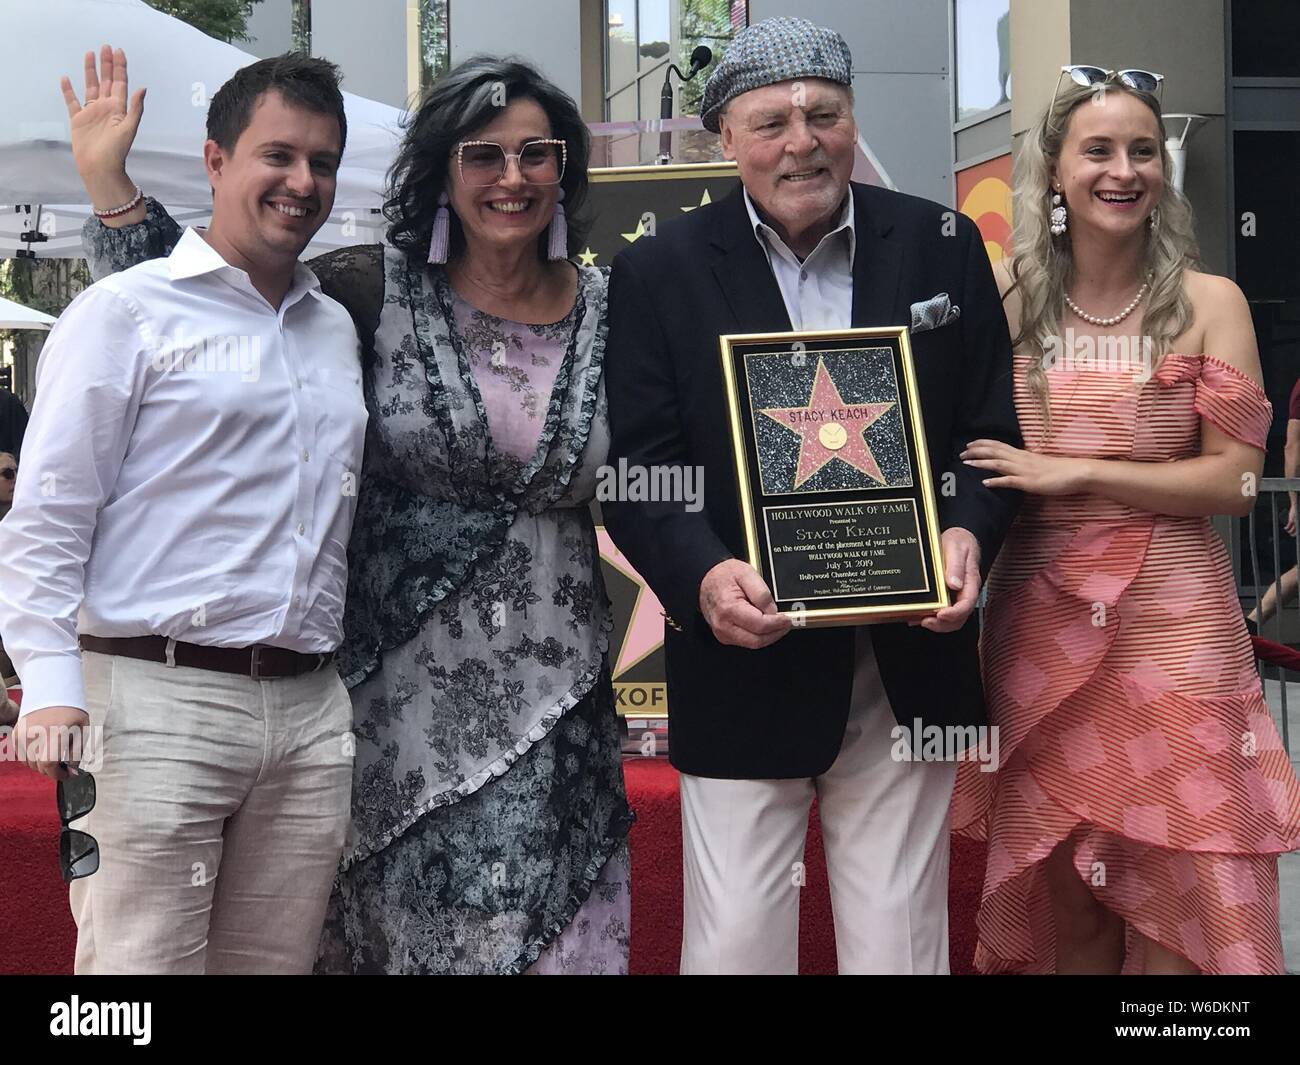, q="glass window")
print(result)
[1232,0,1300,77]
[639,0,672,69]
[1234,131,1300,302]
[639,66,664,119]
[609,84,638,123]
[954,0,1010,122]
[603,0,747,130]
[608,2,638,92]
[607,85,641,166]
